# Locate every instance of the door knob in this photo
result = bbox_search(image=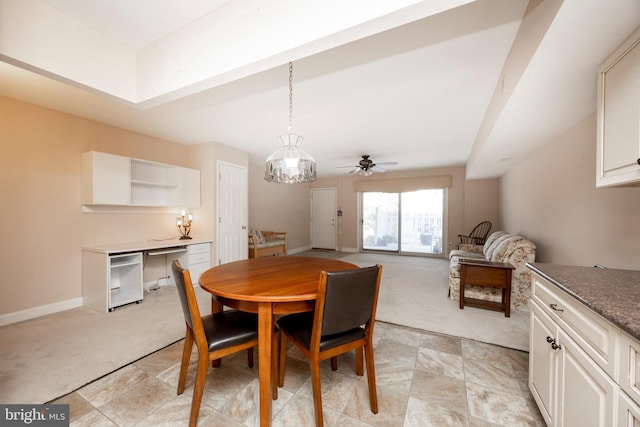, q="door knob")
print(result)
[242,225,247,229]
